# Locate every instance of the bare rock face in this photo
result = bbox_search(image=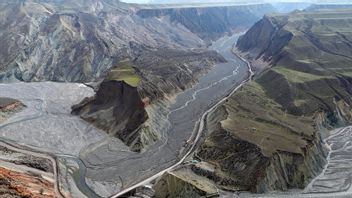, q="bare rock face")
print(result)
[72,80,151,152]
[163,8,352,195]
[0,145,56,198]
[0,0,209,83]
[0,167,55,198]
[236,9,352,119]
[71,47,226,152]
[236,15,293,62]
[0,98,25,123]
[133,46,226,100]
[195,82,328,192]
[154,169,218,198]
[137,4,277,41]
[0,0,279,83]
